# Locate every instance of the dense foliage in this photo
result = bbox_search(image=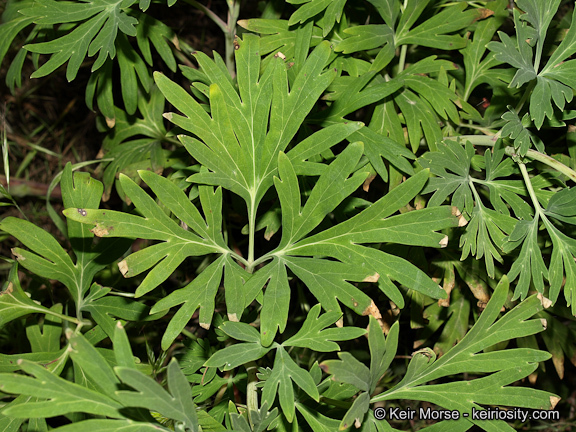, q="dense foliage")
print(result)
[1,0,576,430]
